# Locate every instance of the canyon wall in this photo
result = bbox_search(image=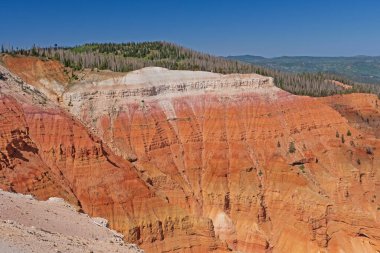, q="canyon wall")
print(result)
[0,65,228,253]
[1,58,380,252]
